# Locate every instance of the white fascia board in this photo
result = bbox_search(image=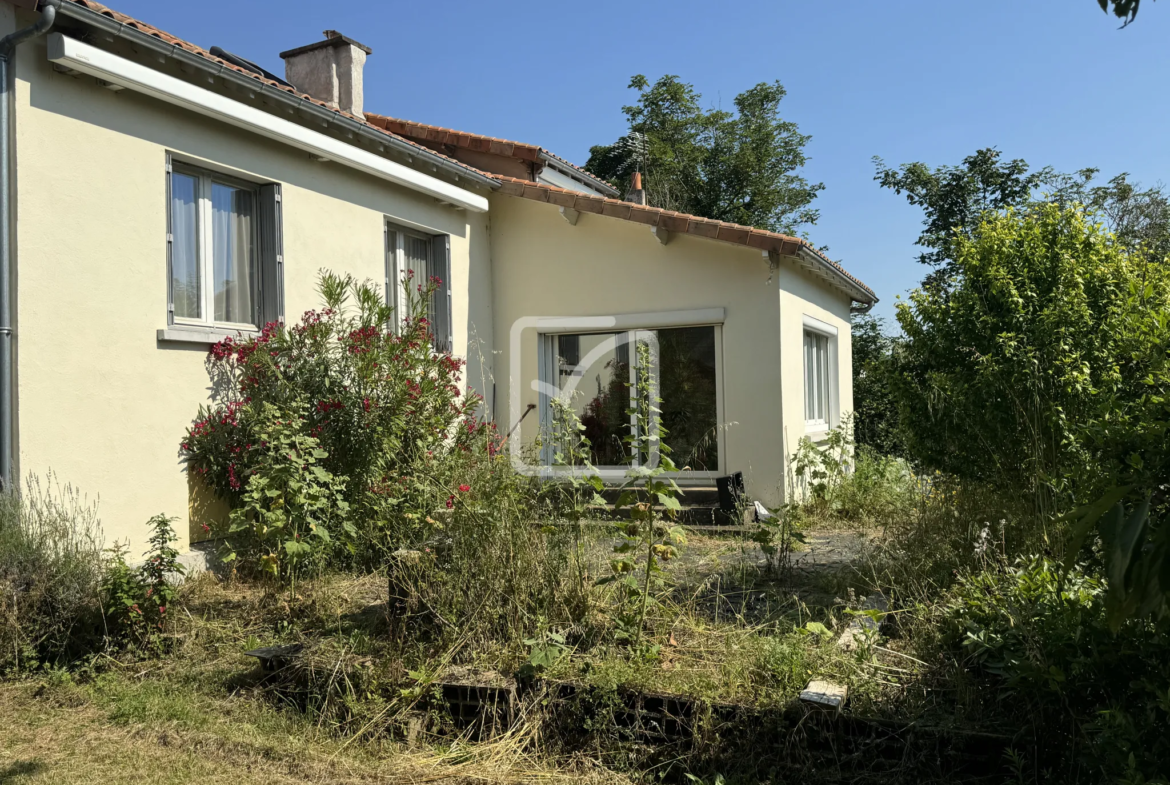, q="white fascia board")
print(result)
[47,34,489,213]
[531,307,725,334]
